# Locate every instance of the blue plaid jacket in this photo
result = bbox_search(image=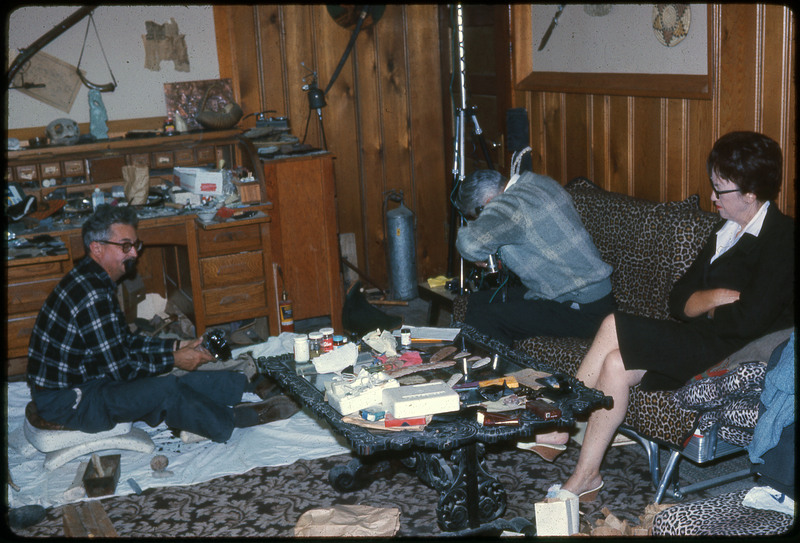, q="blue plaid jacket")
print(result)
[456,171,612,304]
